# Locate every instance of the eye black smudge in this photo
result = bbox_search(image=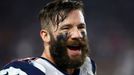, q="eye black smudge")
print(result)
[81,31,86,38]
[57,32,68,42]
